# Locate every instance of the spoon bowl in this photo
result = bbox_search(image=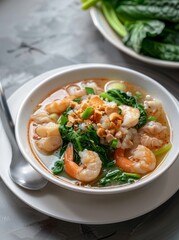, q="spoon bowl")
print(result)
[0,82,48,190]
